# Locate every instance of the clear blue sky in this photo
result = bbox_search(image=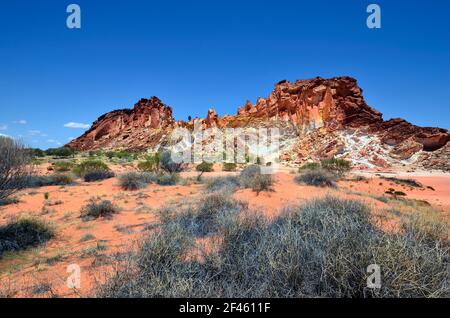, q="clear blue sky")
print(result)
[0,0,449,149]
